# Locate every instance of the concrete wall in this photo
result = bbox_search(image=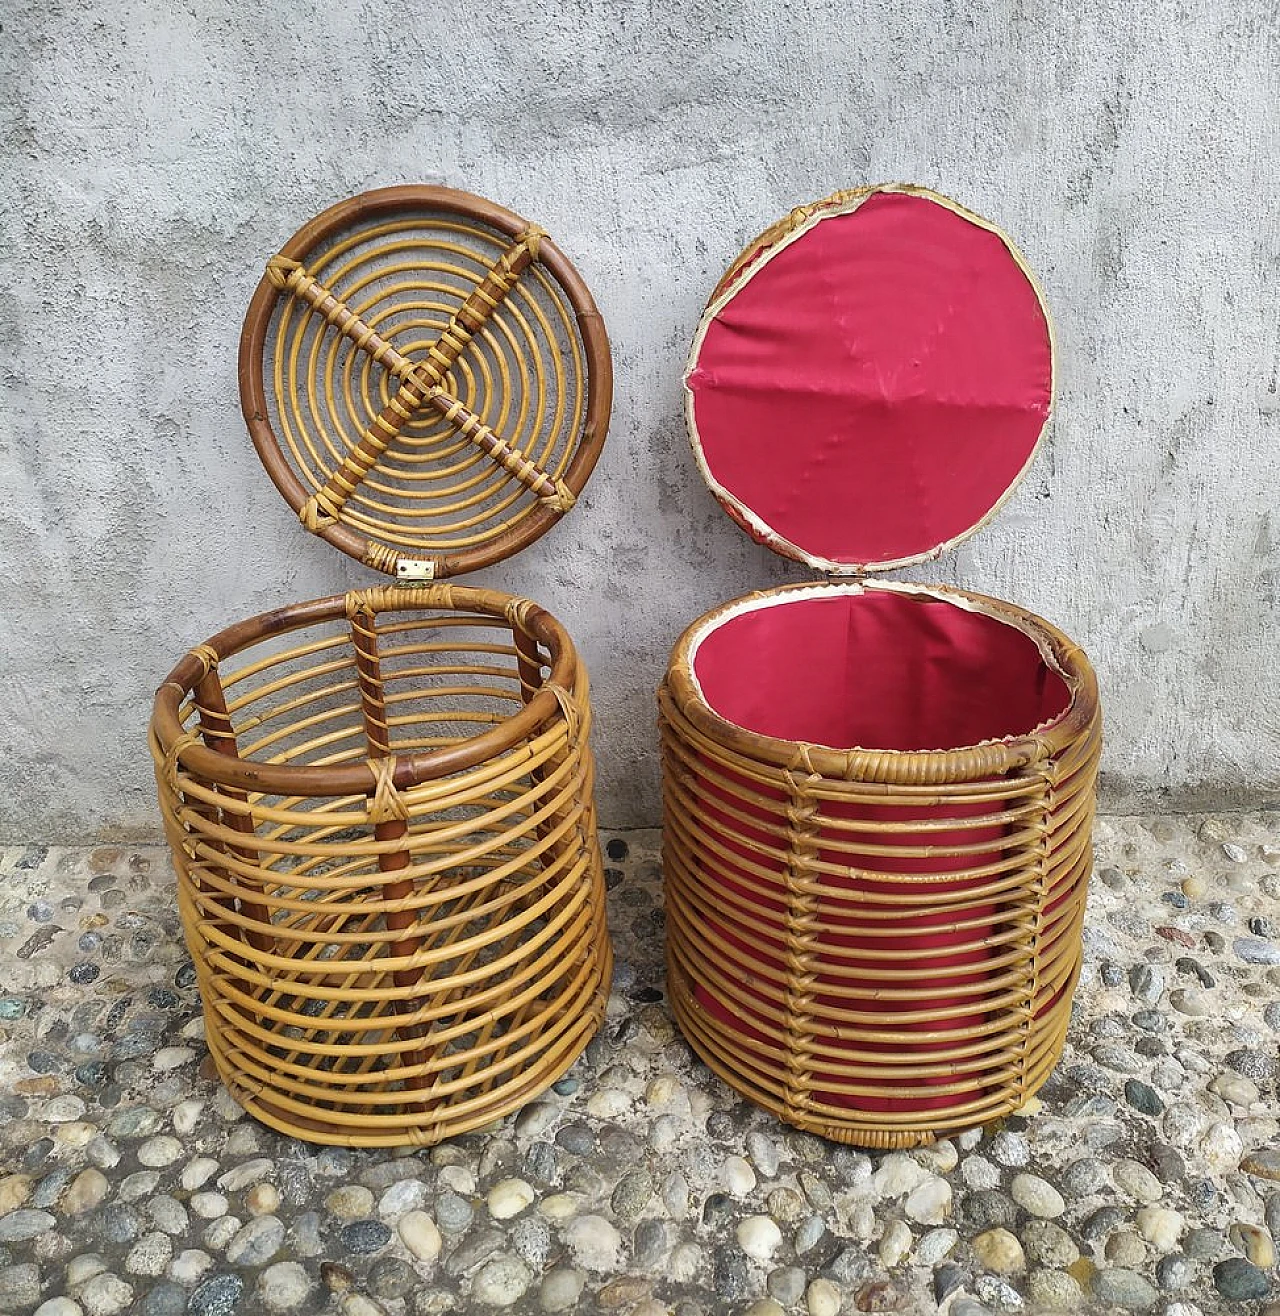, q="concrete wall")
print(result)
[3,0,1278,840]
